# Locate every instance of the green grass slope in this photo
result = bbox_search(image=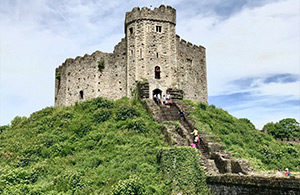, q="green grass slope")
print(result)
[0,97,208,195]
[184,100,300,172]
